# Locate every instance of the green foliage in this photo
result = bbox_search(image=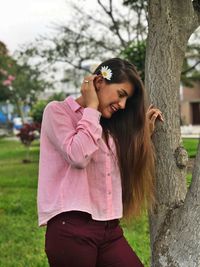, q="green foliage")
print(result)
[31,100,48,123]
[1,61,47,105]
[121,40,146,81]
[47,91,67,102]
[0,50,15,101]
[0,41,9,55]
[121,40,200,85]
[31,92,67,123]
[0,41,49,107]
